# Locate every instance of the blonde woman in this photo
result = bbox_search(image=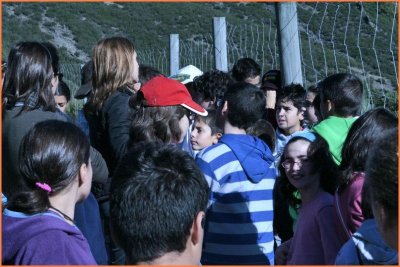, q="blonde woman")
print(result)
[85,36,139,174]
